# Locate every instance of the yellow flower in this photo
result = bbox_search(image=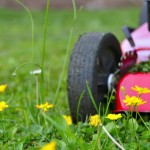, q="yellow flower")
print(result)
[36,102,54,112]
[0,101,8,111]
[131,85,150,94]
[89,114,101,127]
[121,86,125,92]
[0,84,7,93]
[106,113,122,121]
[123,95,147,106]
[41,141,56,150]
[63,115,72,126]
